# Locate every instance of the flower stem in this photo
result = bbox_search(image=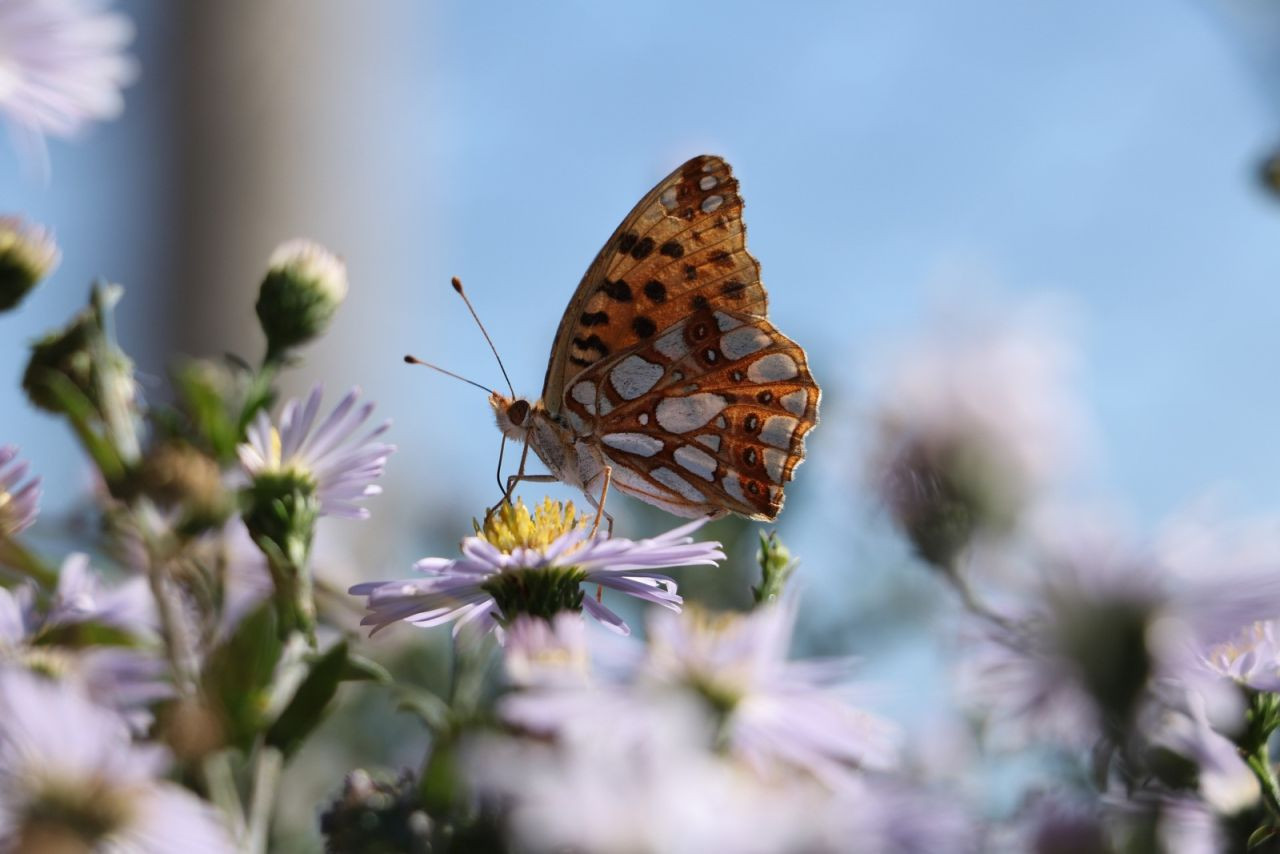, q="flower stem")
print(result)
[0,534,57,588]
[1248,745,1280,822]
[202,750,245,839]
[245,744,284,854]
